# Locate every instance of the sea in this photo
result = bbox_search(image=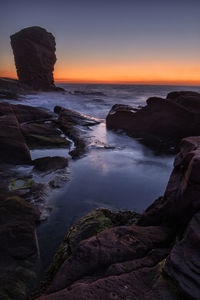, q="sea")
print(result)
[4,83,200,270]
